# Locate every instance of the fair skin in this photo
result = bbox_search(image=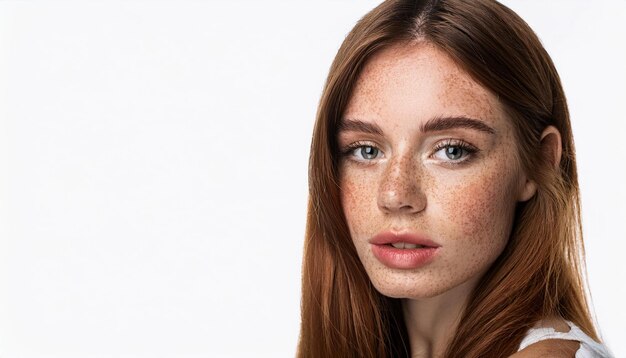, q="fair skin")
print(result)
[338,41,575,357]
